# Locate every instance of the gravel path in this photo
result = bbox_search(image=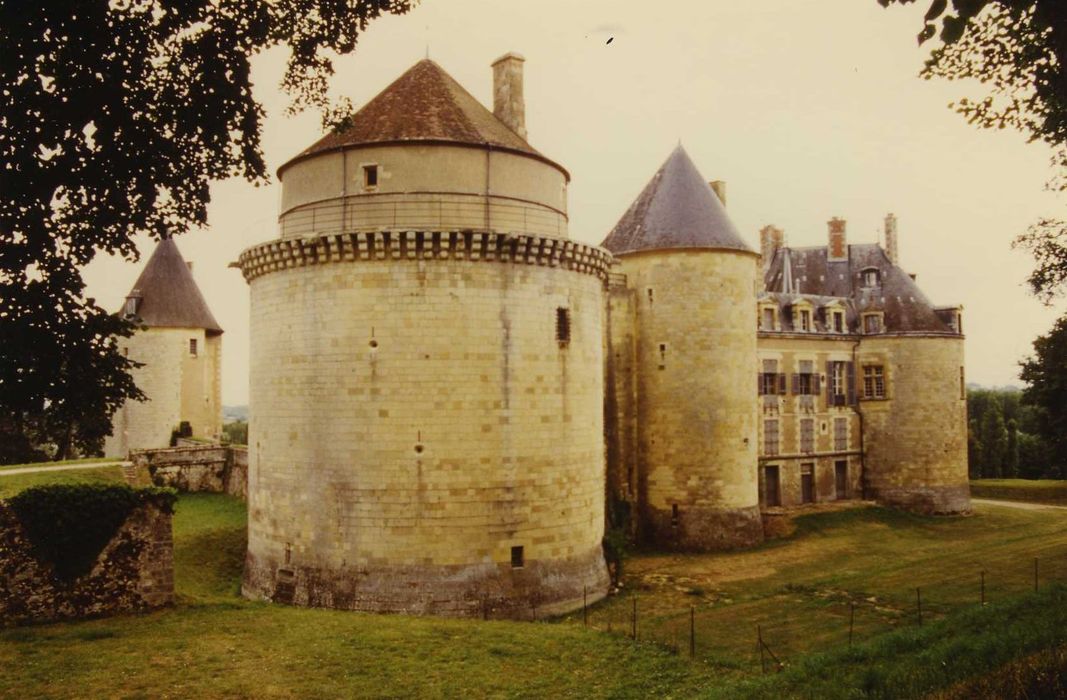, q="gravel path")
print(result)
[972,497,1067,511]
[0,460,126,476]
